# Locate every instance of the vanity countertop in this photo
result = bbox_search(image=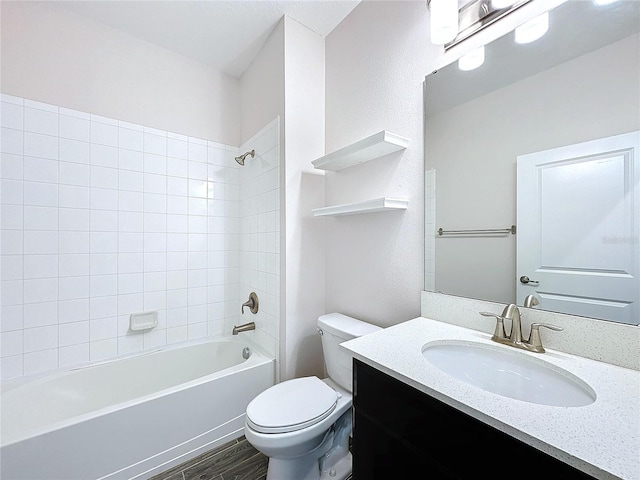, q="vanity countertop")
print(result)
[341,317,640,480]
